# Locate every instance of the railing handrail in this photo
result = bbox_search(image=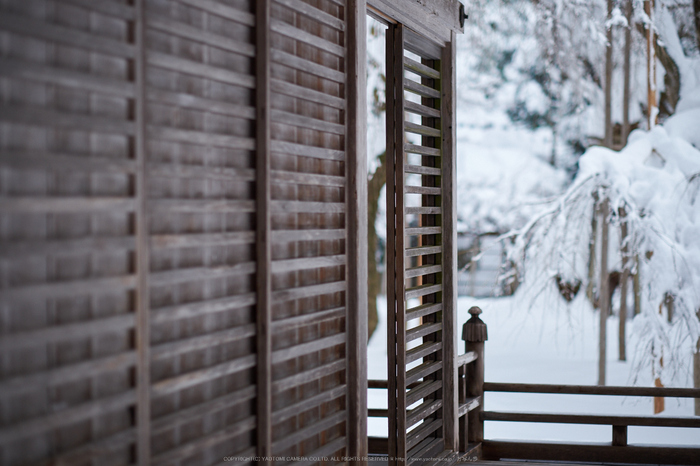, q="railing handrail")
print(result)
[482,411,700,428]
[484,382,700,398]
